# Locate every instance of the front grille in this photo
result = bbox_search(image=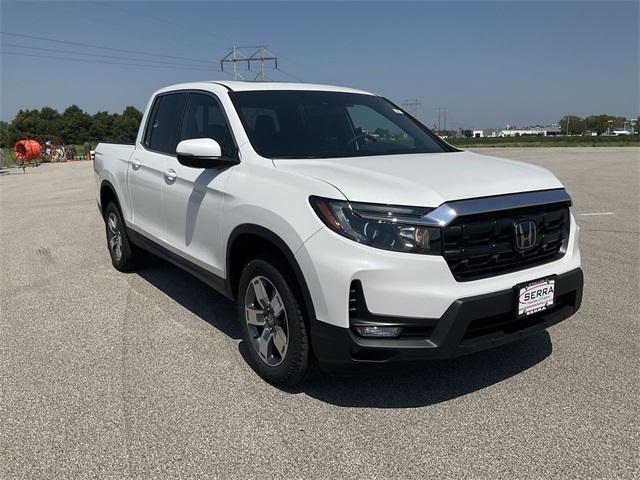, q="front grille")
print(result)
[443,202,570,281]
